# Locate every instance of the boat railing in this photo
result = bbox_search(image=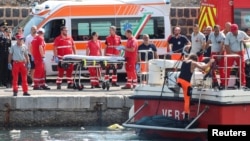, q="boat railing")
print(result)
[211,54,242,90]
[137,50,155,85]
[165,54,243,90]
